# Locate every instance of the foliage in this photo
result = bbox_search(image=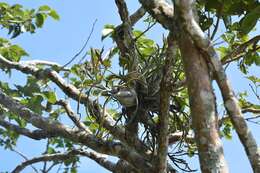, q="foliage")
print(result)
[0,3,59,38]
[0,1,259,173]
